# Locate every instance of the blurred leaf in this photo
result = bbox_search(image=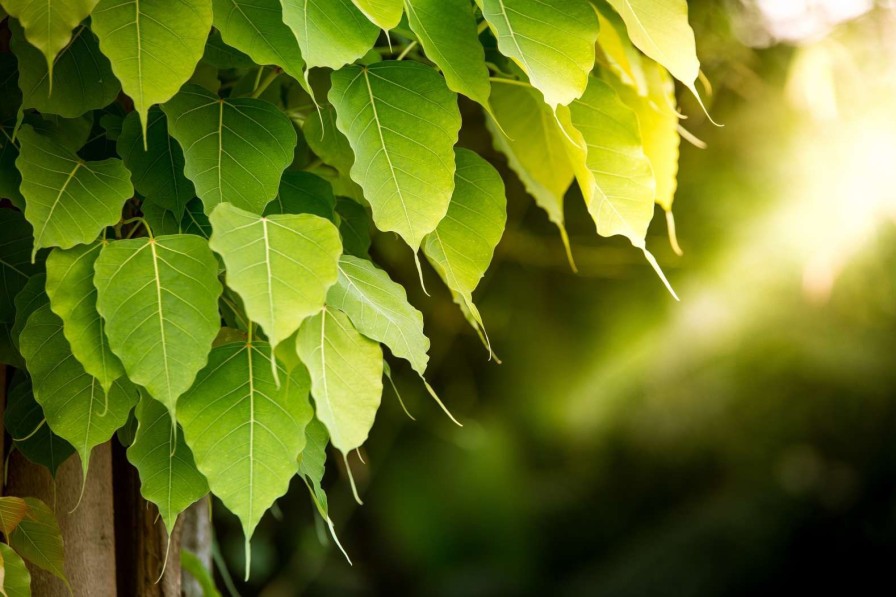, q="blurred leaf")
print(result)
[0,542,31,597]
[0,497,28,536]
[180,549,221,597]
[8,498,67,587]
